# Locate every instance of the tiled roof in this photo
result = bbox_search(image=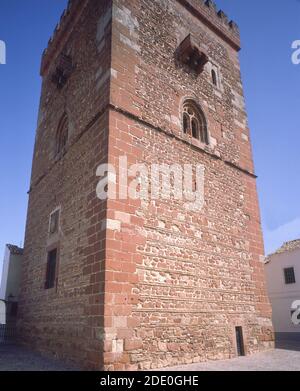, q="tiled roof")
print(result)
[6,244,23,255]
[268,239,300,257]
